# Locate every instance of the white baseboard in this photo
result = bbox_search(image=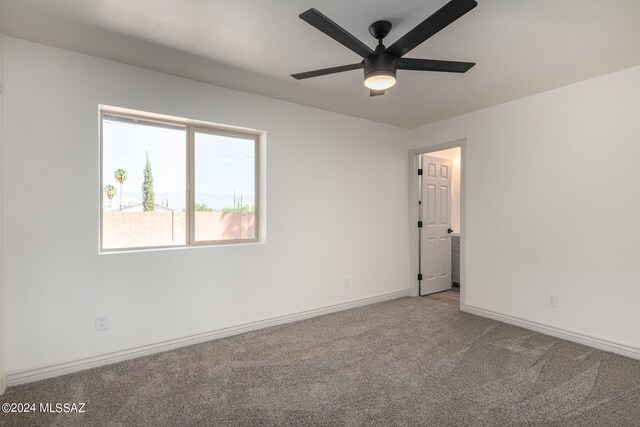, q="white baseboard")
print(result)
[0,371,6,395]
[462,304,640,360]
[7,290,409,387]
